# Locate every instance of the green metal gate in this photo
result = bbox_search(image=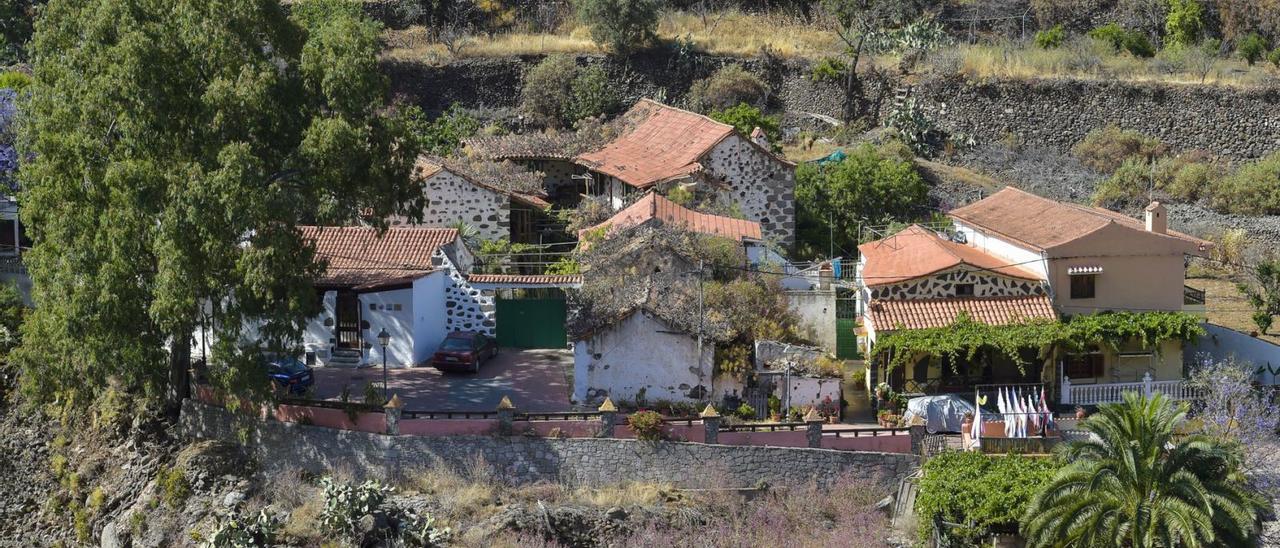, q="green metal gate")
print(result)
[835,291,860,359]
[495,297,567,348]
